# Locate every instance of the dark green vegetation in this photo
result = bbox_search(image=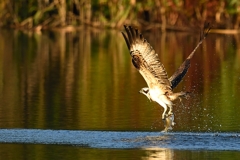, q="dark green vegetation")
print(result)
[0,0,240,30]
